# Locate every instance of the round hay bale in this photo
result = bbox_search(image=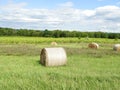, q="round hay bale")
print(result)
[40,47,67,66]
[51,42,57,46]
[88,42,99,49]
[113,44,120,51]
